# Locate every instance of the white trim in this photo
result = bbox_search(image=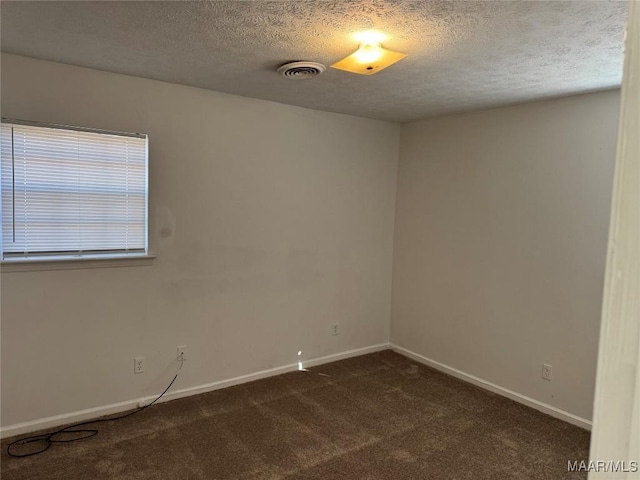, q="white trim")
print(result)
[1,117,146,139]
[0,343,389,439]
[589,2,640,474]
[2,342,593,439]
[0,253,156,273]
[390,344,592,431]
